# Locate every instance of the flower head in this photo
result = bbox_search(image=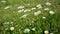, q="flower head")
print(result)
[10,27,14,31]
[44,30,49,34]
[1,0,6,3]
[18,9,24,13]
[18,6,24,9]
[45,2,51,6]
[4,6,11,9]
[44,8,49,11]
[36,4,42,9]
[49,11,55,15]
[24,28,30,33]
[32,28,36,31]
[34,11,41,16]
